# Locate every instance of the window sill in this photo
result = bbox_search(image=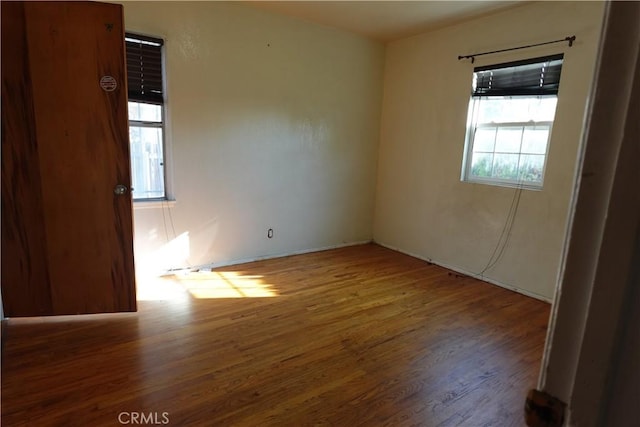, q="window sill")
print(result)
[463,178,543,191]
[133,199,176,209]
